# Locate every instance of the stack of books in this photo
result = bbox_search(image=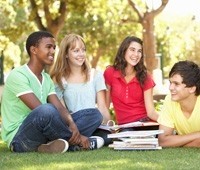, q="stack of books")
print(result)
[108,130,164,150]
